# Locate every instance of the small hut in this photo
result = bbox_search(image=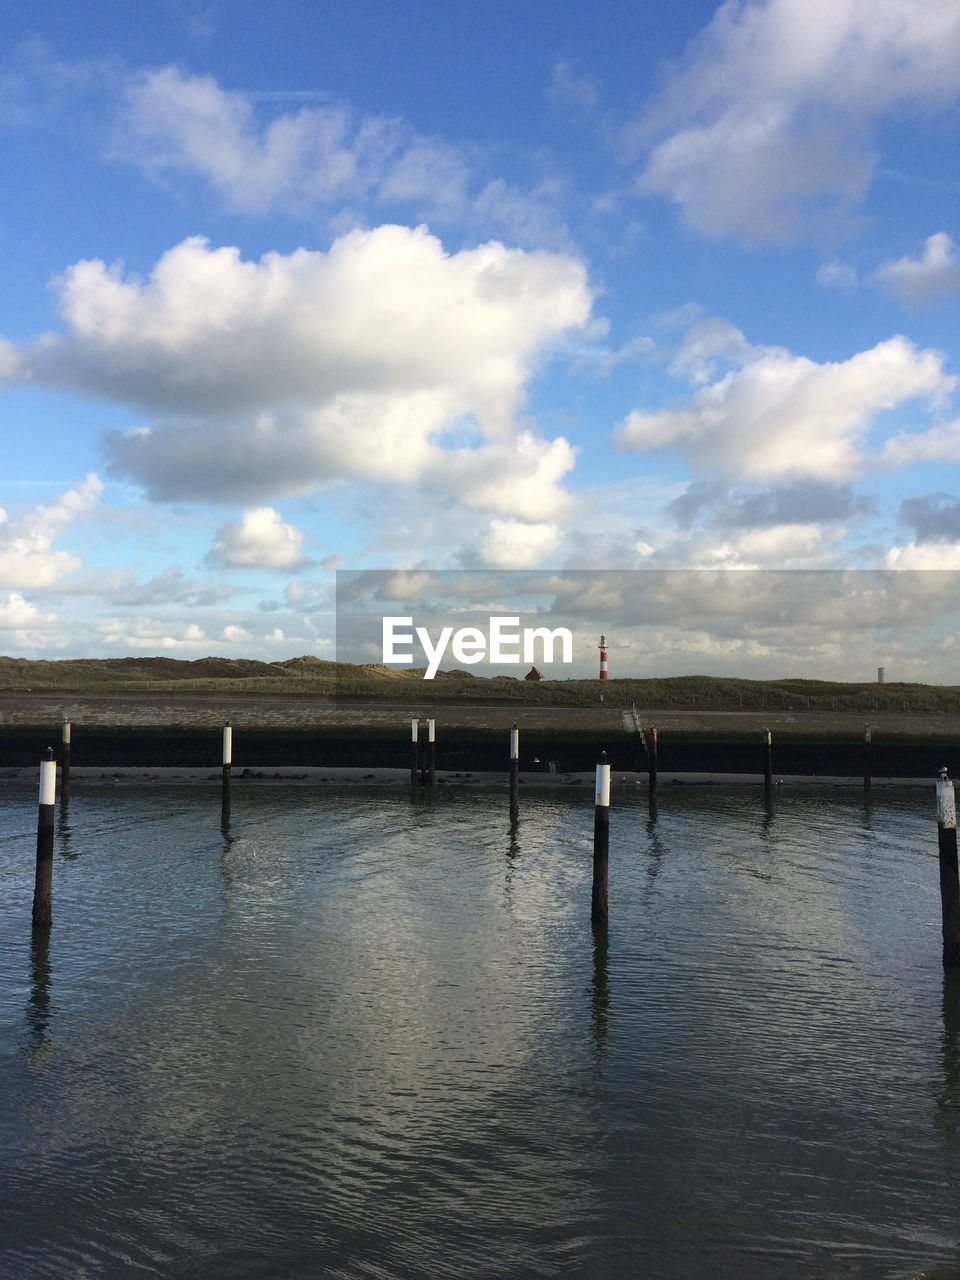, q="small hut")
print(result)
[524,666,545,682]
